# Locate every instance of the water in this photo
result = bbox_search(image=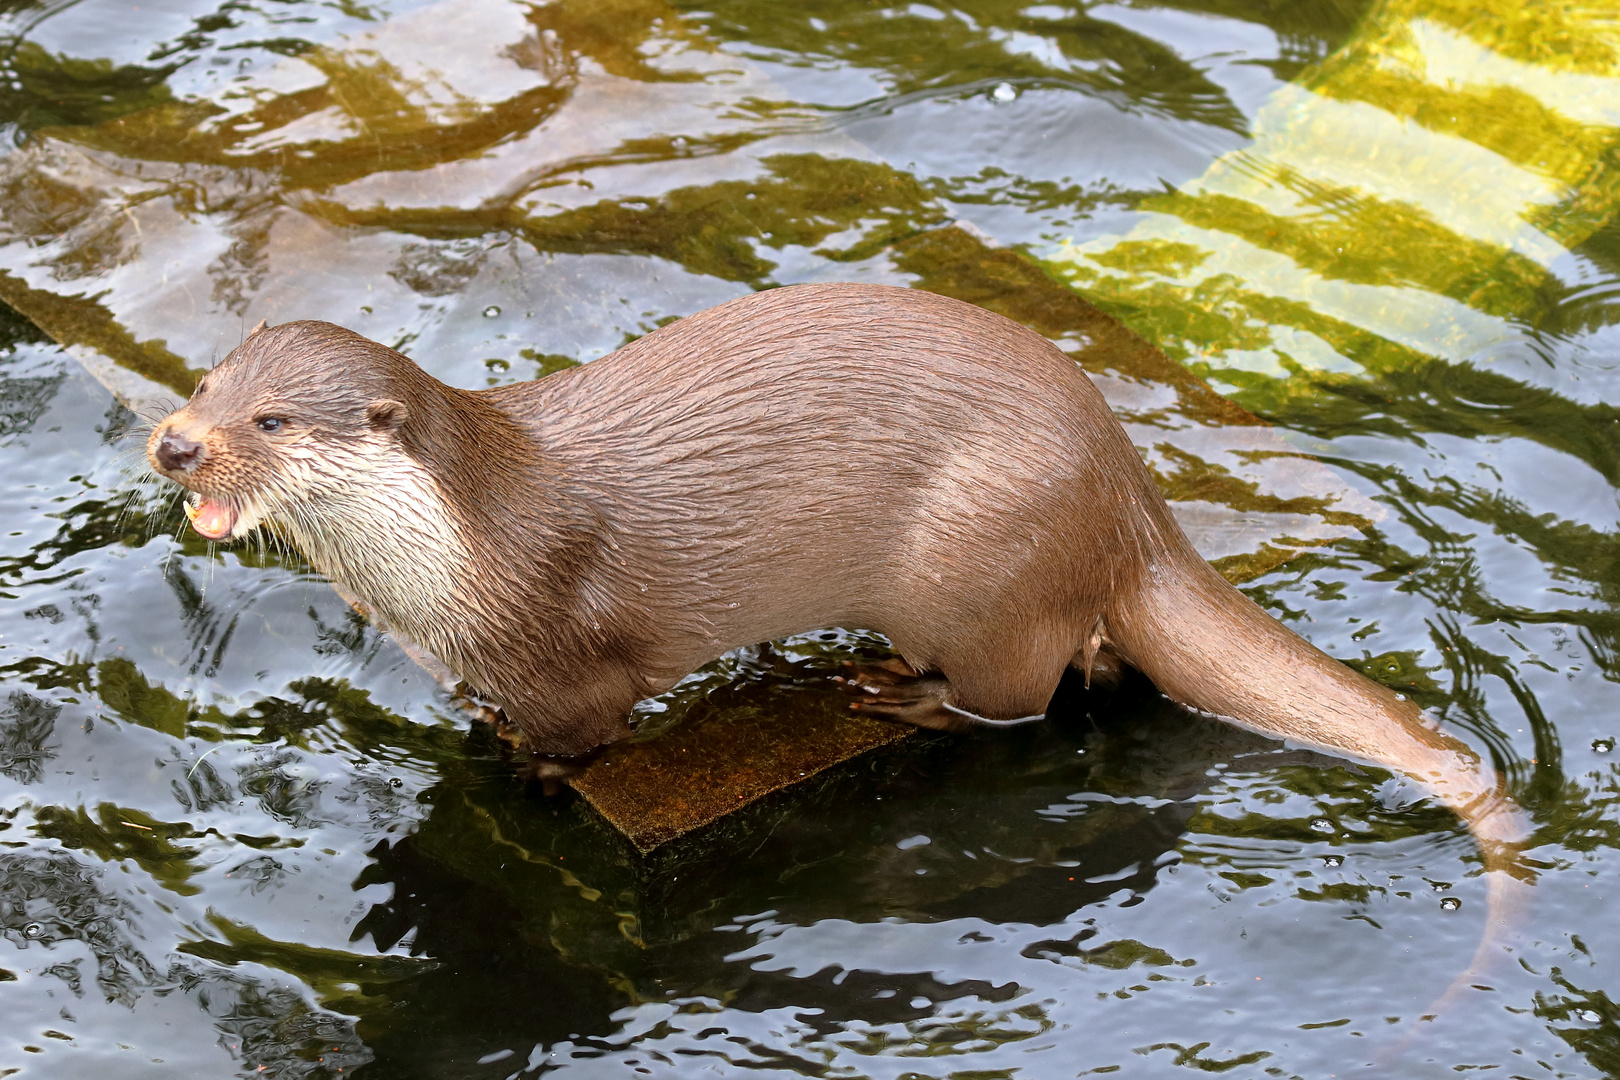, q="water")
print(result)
[0,0,1617,1076]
